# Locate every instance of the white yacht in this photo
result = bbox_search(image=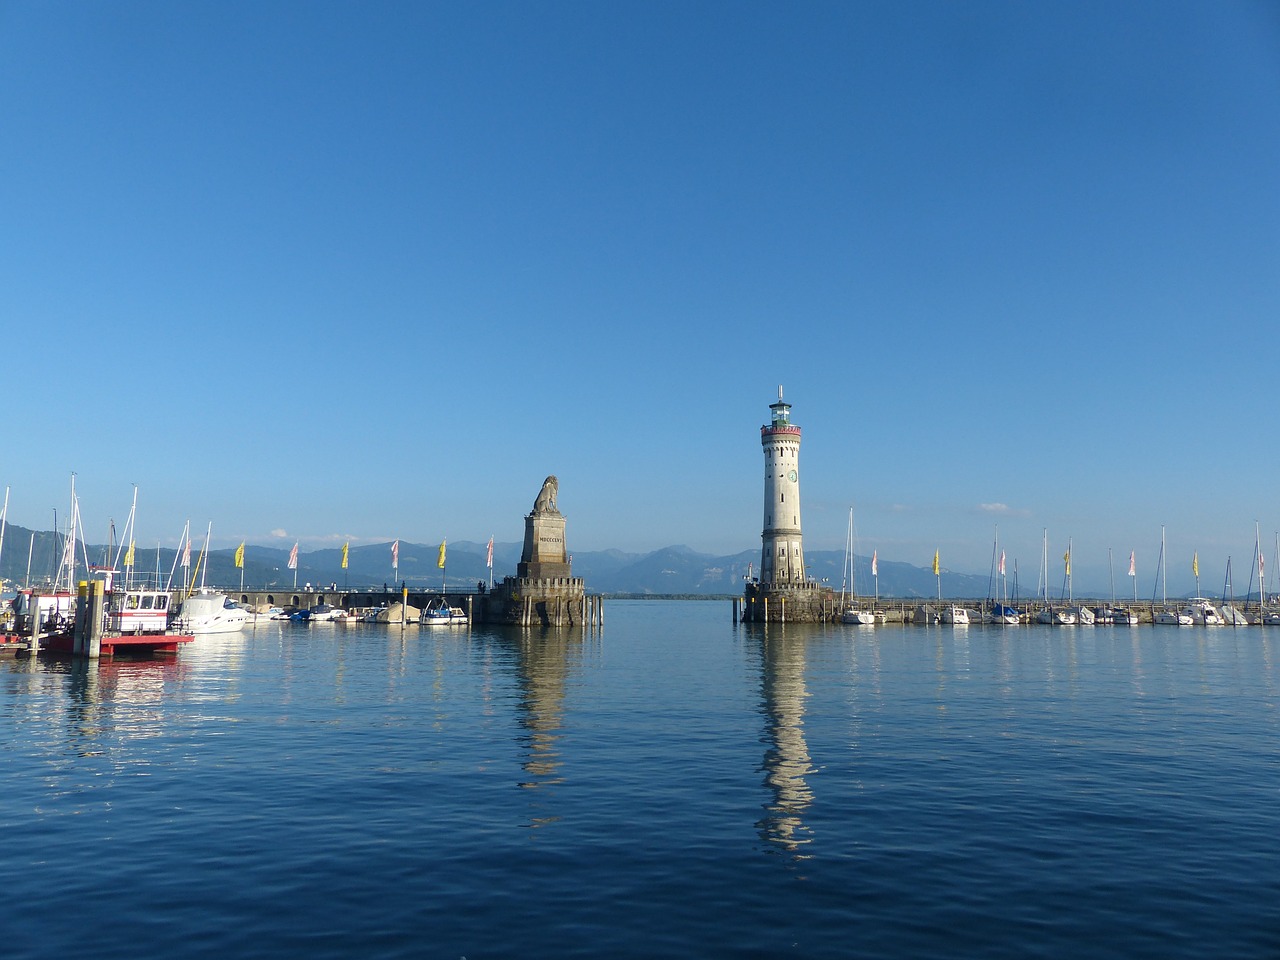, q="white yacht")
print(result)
[940,605,970,625]
[178,589,250,634]
[1036,606,1077,625]
[841,607,876,625]
[1181,598,1224,625]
